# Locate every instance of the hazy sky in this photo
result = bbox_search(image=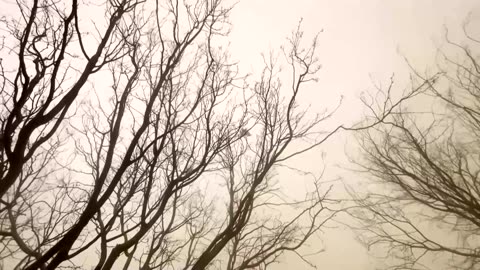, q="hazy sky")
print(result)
[227,1,480,269]
[2,1,480,269]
